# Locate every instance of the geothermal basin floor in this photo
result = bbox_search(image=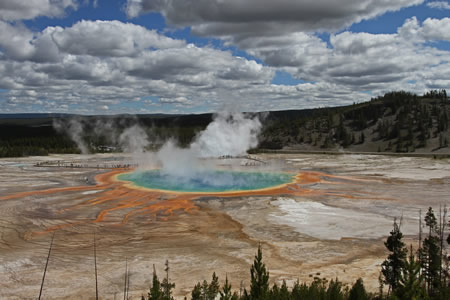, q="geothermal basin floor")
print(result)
[0,153,449,299]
